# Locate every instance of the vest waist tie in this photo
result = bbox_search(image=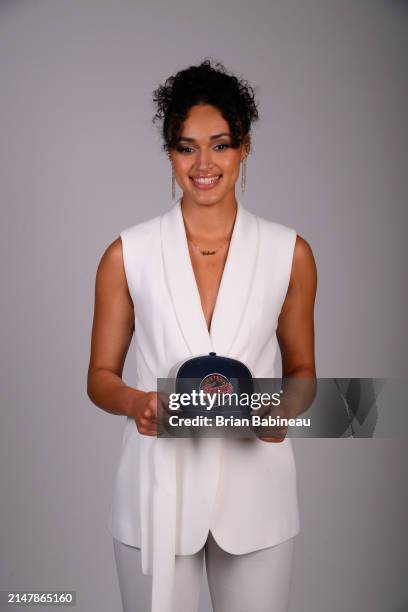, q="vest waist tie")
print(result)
[141,436,177,612]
